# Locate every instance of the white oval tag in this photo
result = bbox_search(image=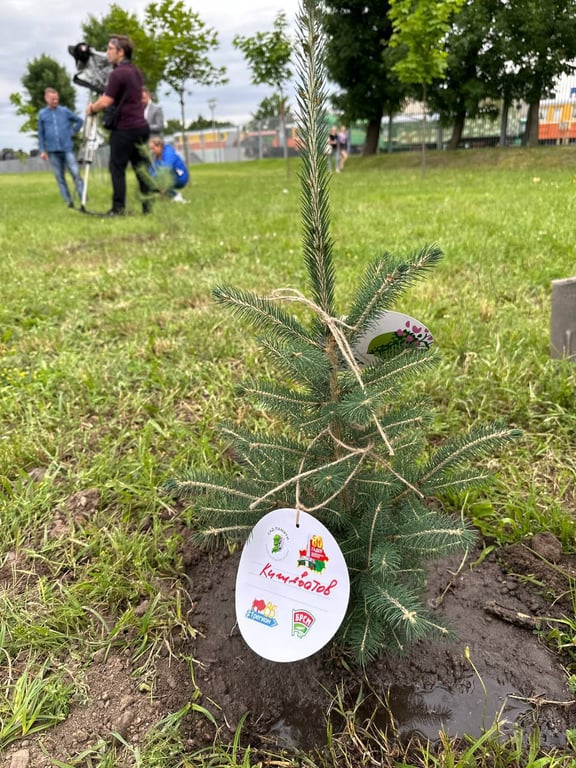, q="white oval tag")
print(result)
[235,508,350,662]
[354,310,434,364]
